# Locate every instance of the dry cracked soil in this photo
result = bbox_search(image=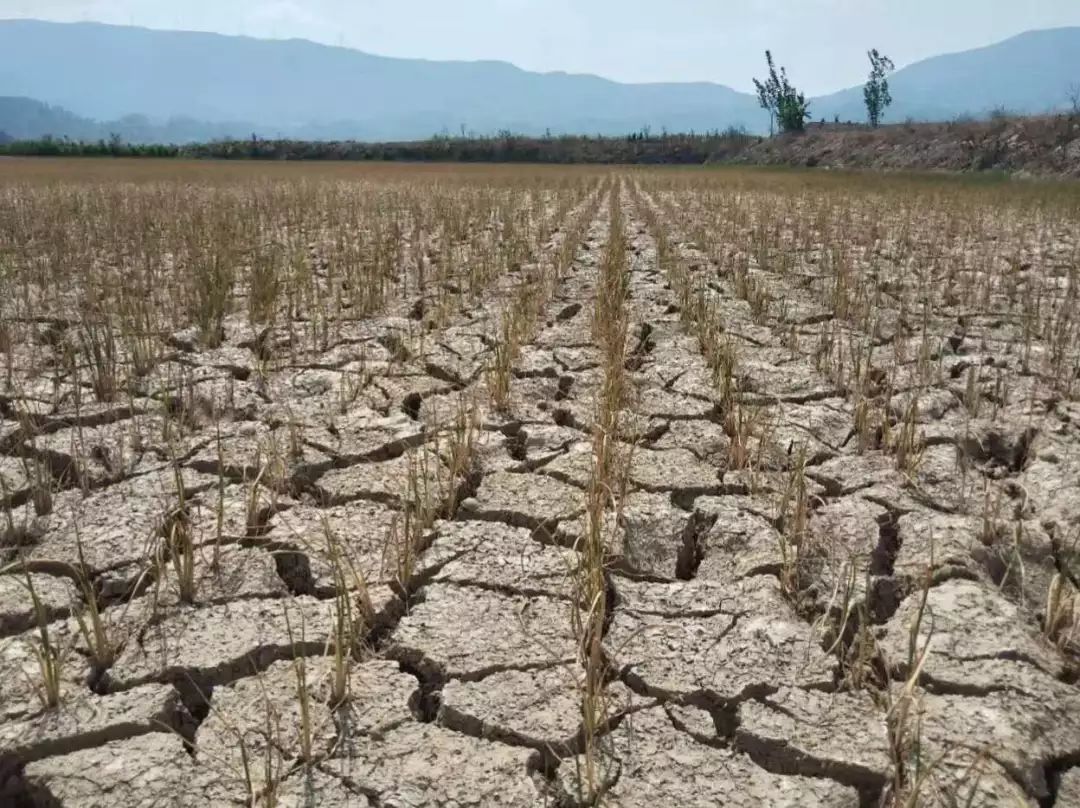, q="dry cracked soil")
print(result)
[1,165,1079,807]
